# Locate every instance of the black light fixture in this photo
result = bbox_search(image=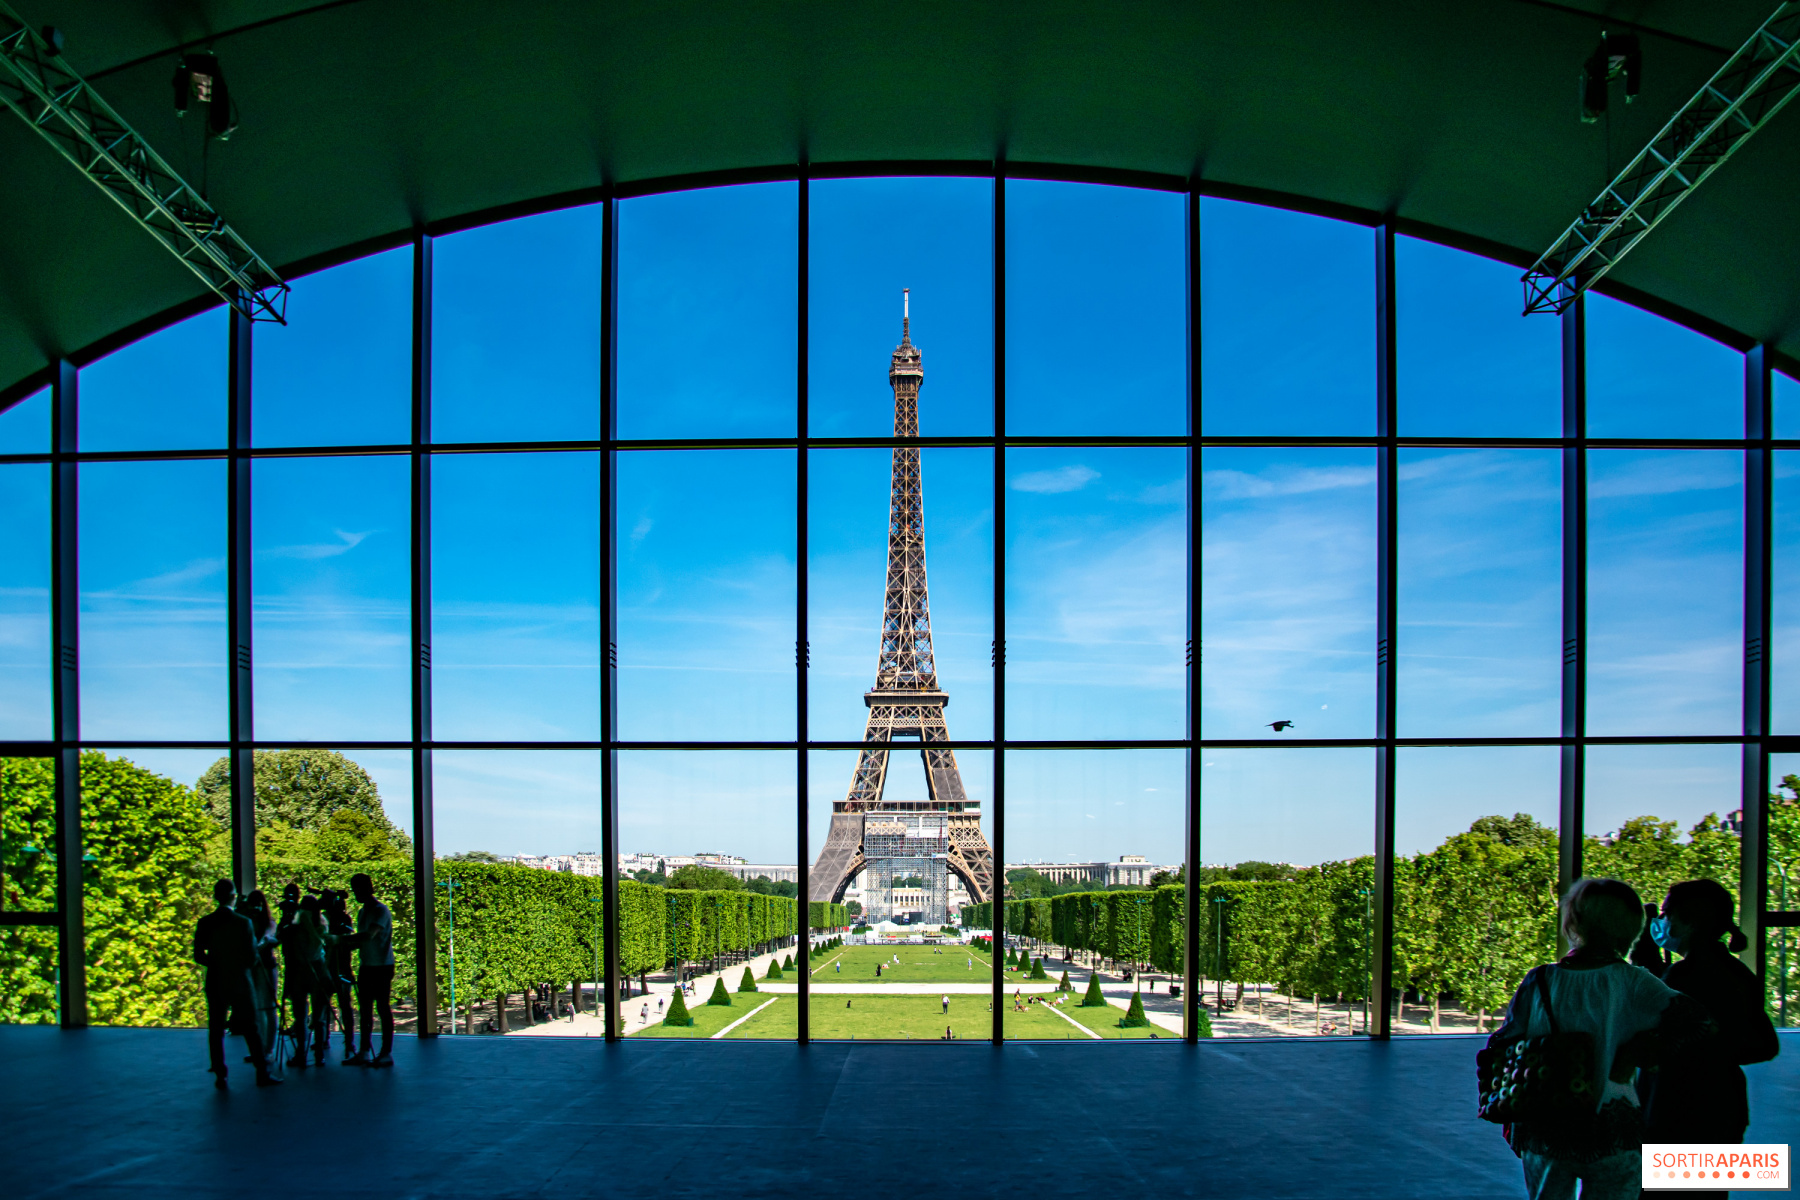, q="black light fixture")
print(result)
[1581,31,1643,123]
[171,51,237,139]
